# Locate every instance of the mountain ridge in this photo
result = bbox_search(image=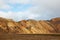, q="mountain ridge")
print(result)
[0,17,60,34]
